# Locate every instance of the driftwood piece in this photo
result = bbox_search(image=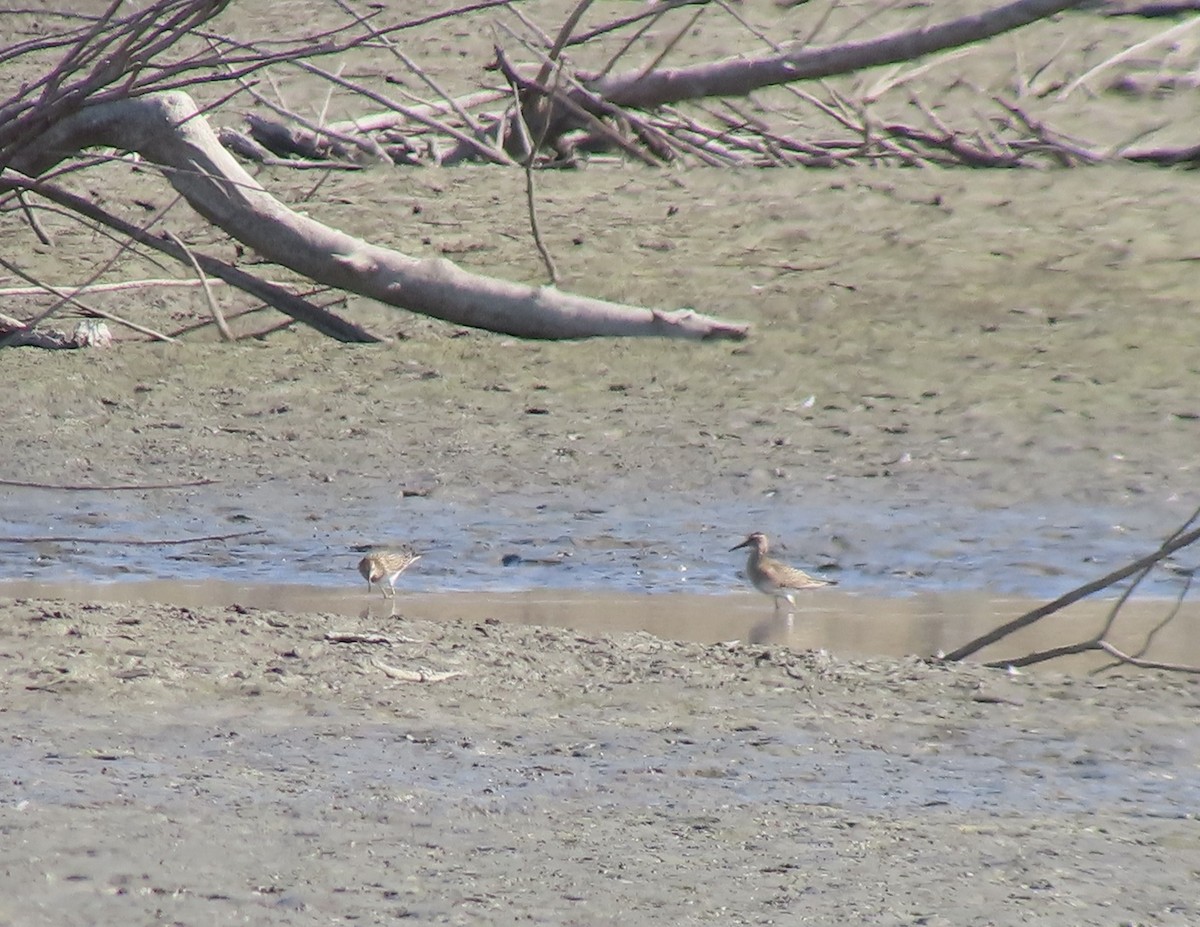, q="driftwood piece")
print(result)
[372,657,464,683]
[9,92,746,340]
[0,316,114,349]
[244,112,358,161]
[216,126,364,170]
